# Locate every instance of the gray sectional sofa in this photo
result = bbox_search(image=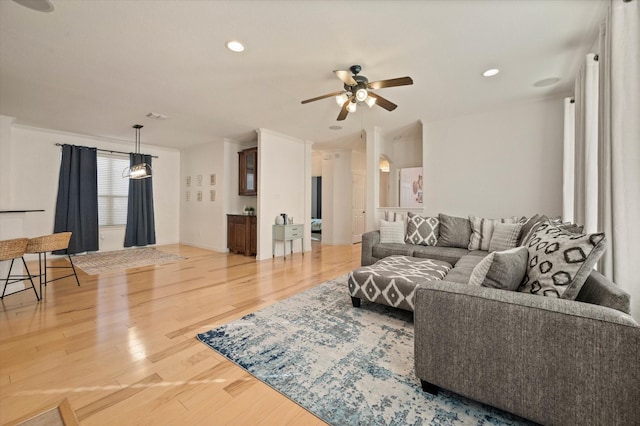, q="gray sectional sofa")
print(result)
[356,215,639,426]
